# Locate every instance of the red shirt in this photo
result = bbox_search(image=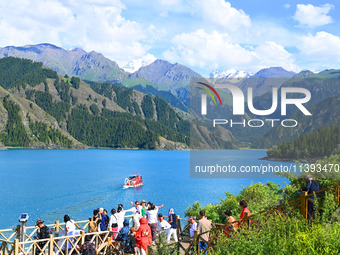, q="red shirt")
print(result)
[240,207,250,219]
